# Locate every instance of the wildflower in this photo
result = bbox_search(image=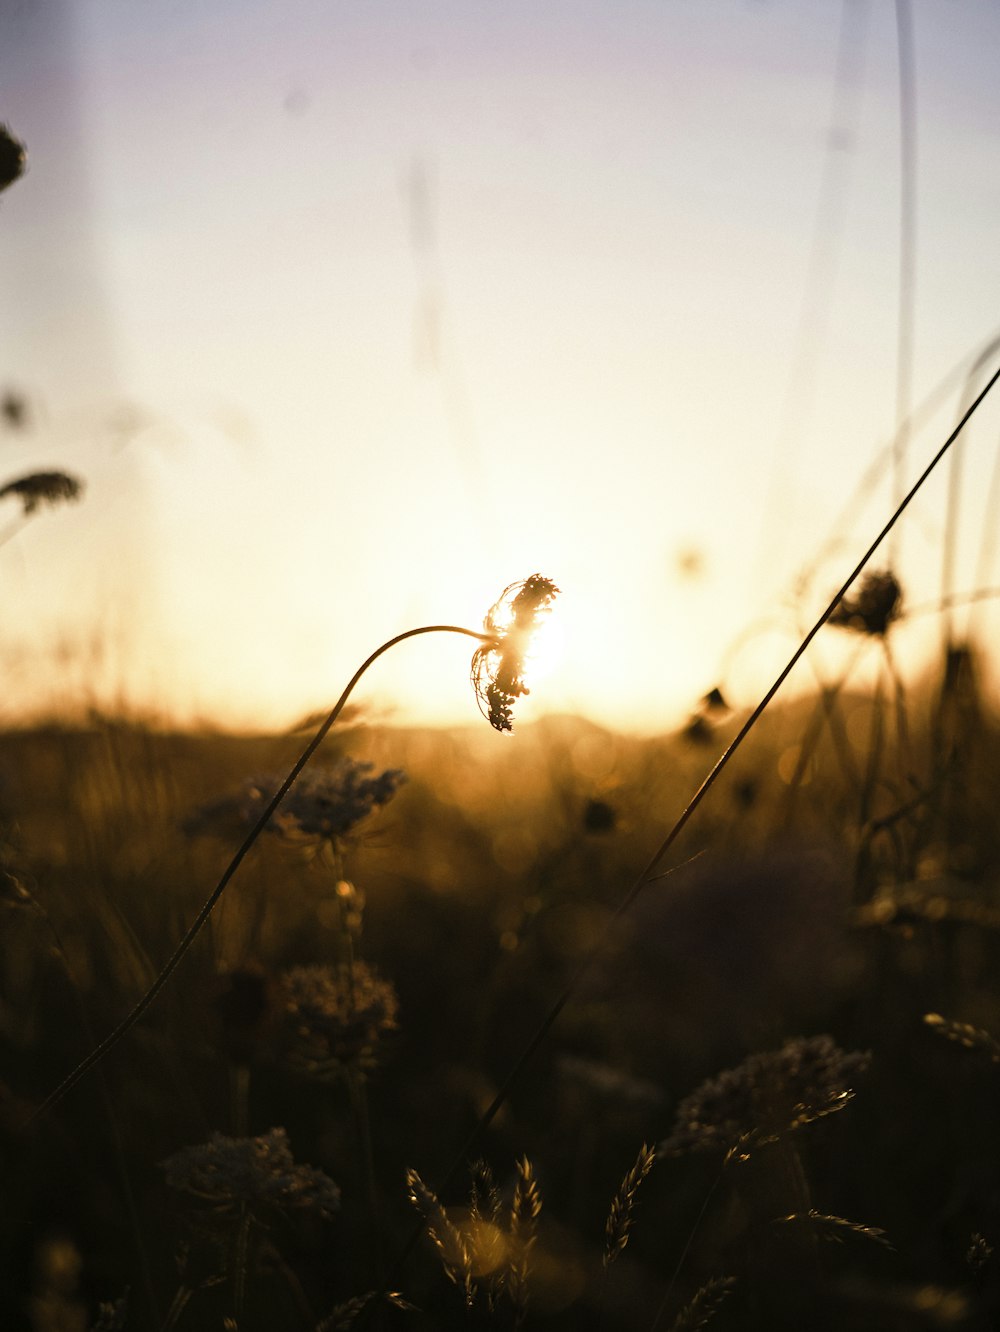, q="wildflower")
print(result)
[471,574,559,732]
[0,470,83,516]
[275,962,398,1075]
[239,759,405,845]
[660,1035,870,1157]
[0,123,25,191]
[828,569,902,636]
[161,1127,340,1218]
